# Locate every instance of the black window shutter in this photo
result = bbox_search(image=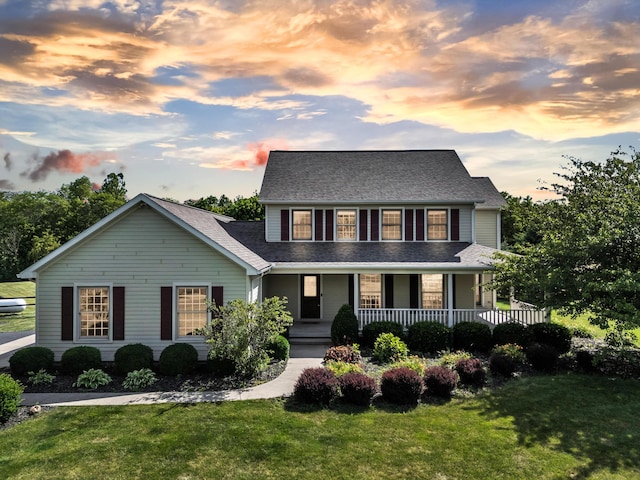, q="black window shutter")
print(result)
[61,286,74,341]
[409,275,419,308]
[160,286,173,340]
[451,209,460,241]
[325,210,334,241]
[416,209,425,241]
[384,275,394,308]
[404,209,414,241]
[348,274,354,309]
[315,209,323,241]
[370,209,379,241]
[113,287,125,341]
[359,210,368,241]
[211,286,224,317]
[280,209,290,241]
